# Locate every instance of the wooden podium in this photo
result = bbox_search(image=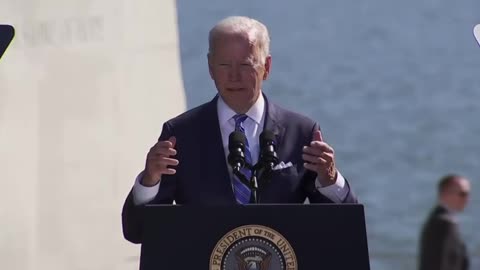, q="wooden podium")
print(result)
[140,204,370,270]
